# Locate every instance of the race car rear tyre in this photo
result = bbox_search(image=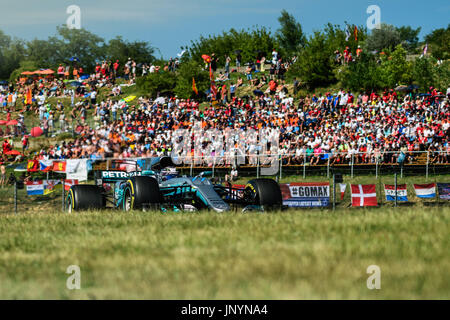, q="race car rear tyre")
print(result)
[67,185,104,212]
[123,176,162,211]
[244,179,282,207]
